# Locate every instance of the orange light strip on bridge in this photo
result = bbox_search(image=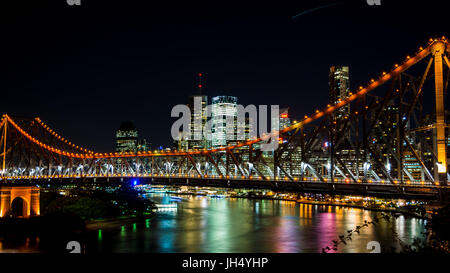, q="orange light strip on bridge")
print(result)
[280,42,434,134]
[4,114,89,159]
[34,117,95,154]
[1,38,448,160]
